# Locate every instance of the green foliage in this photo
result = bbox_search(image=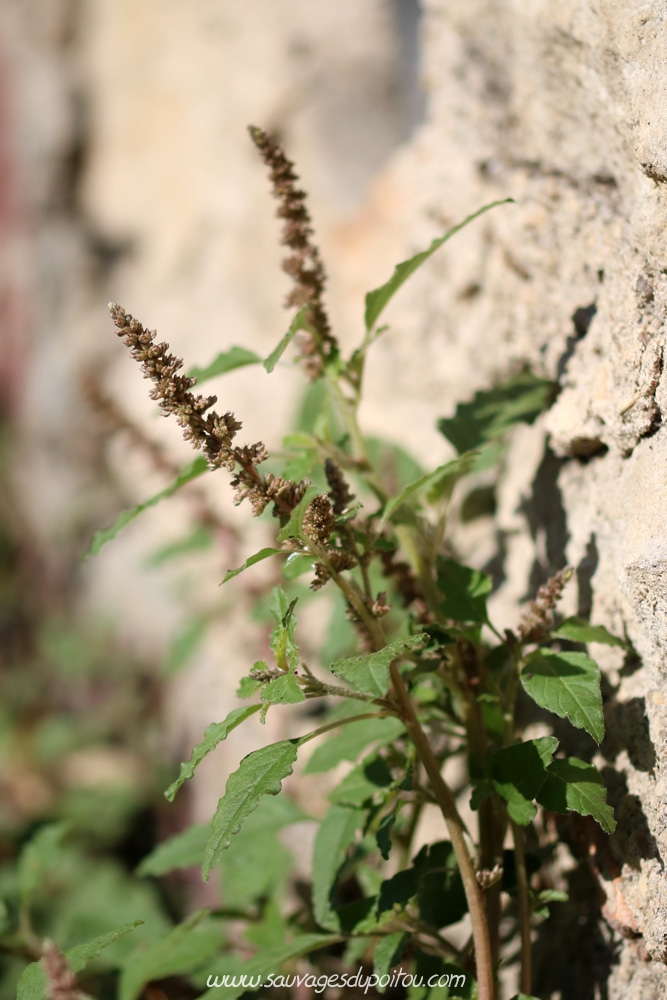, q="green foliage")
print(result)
[536,757,617,833]
[137,823,210,876]
[222,547,280,583]
[364,199,513,332]
[165,704,262,802]
[377,454,478,532]
[163,615,208,674]
[521,650,604,744]
[85,457,209,557]
[551,616,625,647]
[201,934,339,1000]
[263,306,309,373]
[331,635,428,697]
[17,923,142,1000]
[202,740,300,880]
[436,557,492,625]
[55,156,622,1000]
[187,345,262,382]
[490,738,559,825]
[303,716,405,774]
[312,804,365,930]
[329,753,394,806]
[437,372,555,455]
[118,911,221,1000]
